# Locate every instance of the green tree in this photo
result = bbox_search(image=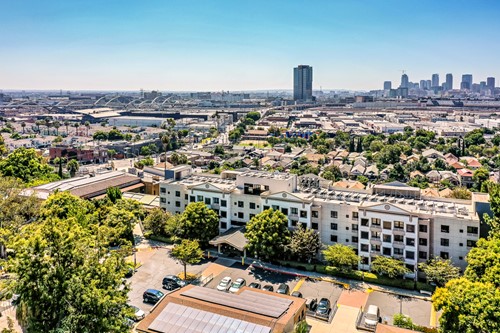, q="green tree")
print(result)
[10,217,130,333]
[246,111,261,121]
[293,320,309,333]
[393,314,416,330]
[40,191,90,221]
[178,202,219,246]
[0,147,57,184]
[473,167,489,192]
[170,239,203,283]
[245,209,291,260]
[106,186,122,204]
[322,244,358,272]
[464,236,500,287]
[66,159,79,177]
[143,208,170,237]
[213,145,225,156]
[419,257,460,287]
[371,256,410,278]
[288,224,321,263]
